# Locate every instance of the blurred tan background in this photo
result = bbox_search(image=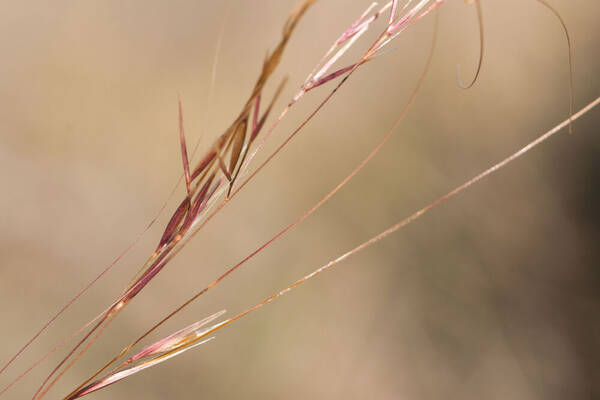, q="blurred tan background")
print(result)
[1,1,599,399]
